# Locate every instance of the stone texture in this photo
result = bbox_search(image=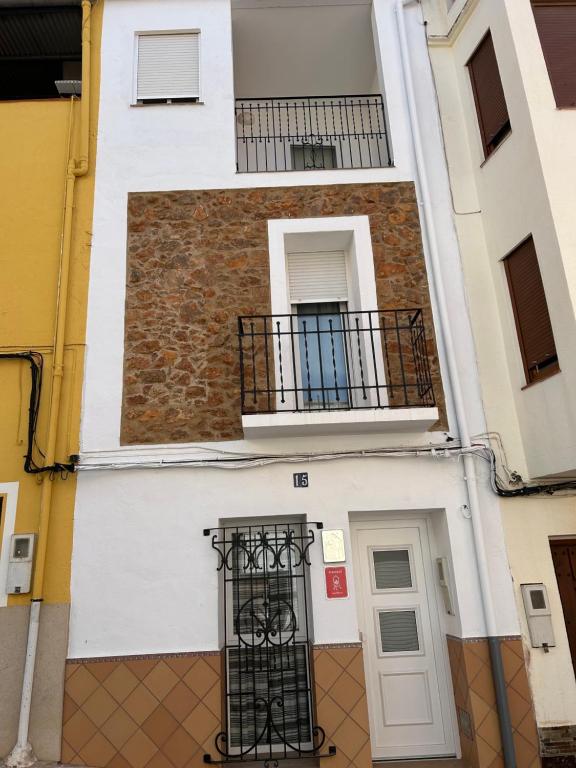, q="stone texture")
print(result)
[122,182,446,445]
